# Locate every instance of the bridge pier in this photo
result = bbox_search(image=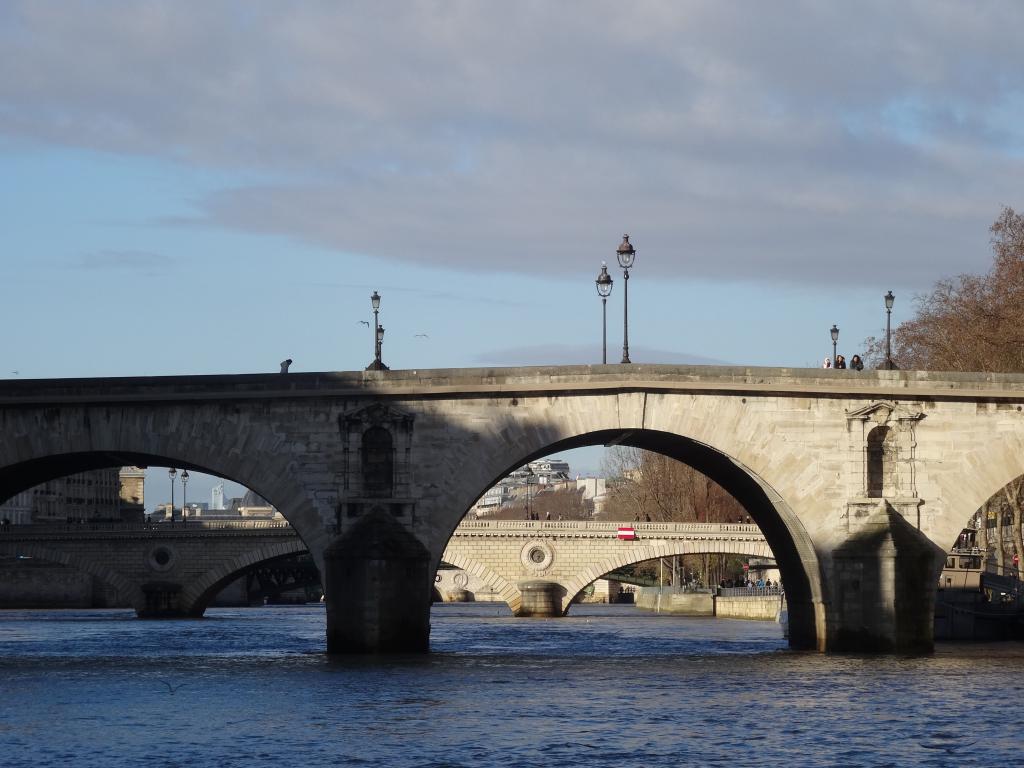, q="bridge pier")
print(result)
[323,512,431,653]
[828,505,943,653]
[137,582,192,618]
[515,580,565,617]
